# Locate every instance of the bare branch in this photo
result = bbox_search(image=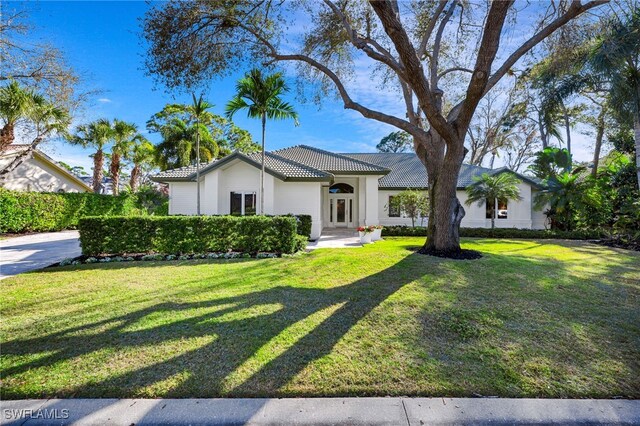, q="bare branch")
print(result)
[437,67,473,79]
[274,52,424,136]
[417,1,448,60]
[430,0,458,88]
[322,0,407,81]
[369,0,457,144]
[485,0,609,95]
